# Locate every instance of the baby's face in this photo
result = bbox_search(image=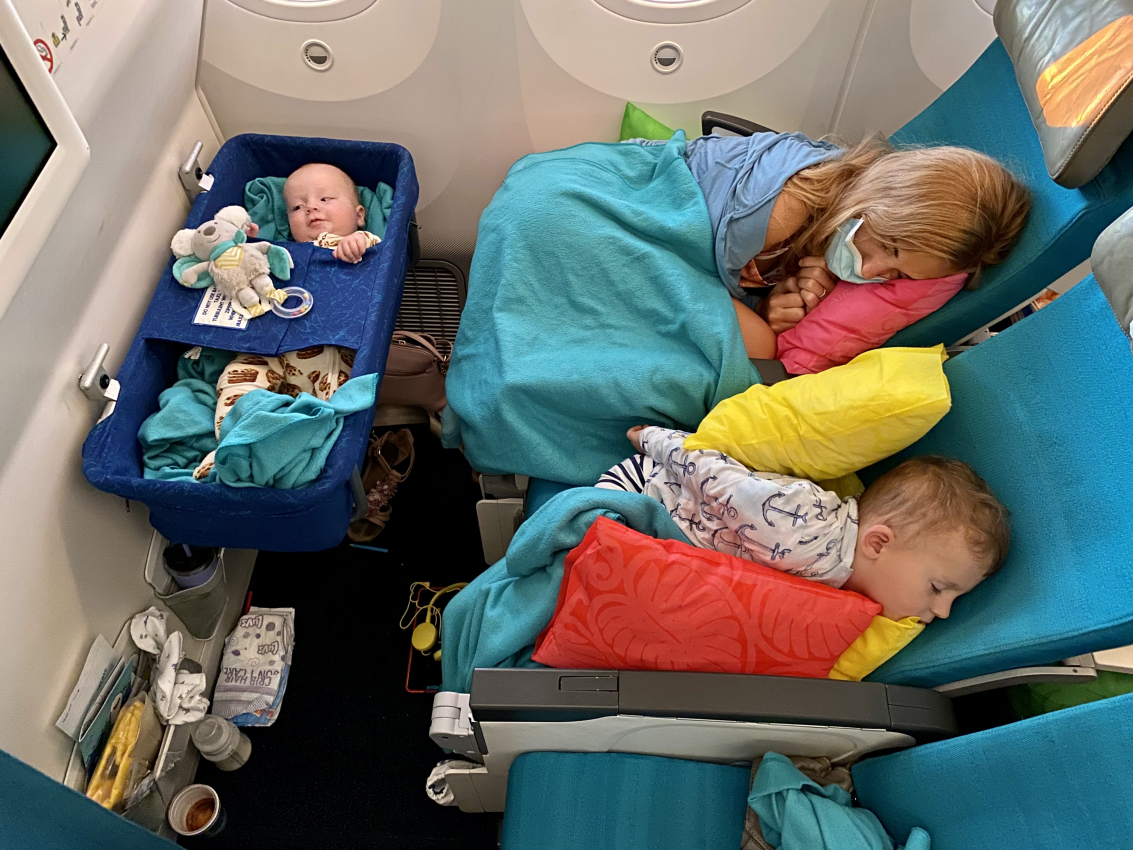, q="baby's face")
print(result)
[846,528,989,623]
[283,164,365,243]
